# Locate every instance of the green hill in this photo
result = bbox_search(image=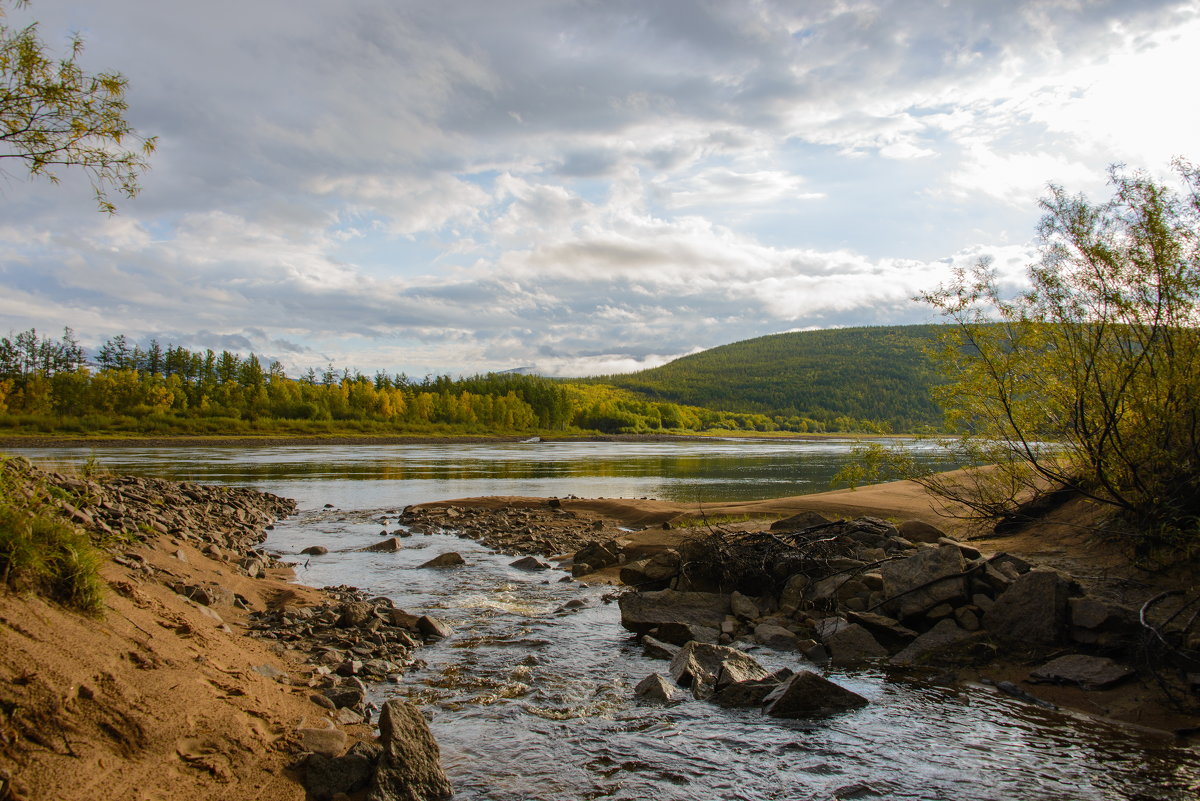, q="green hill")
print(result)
[595,325,947,432]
